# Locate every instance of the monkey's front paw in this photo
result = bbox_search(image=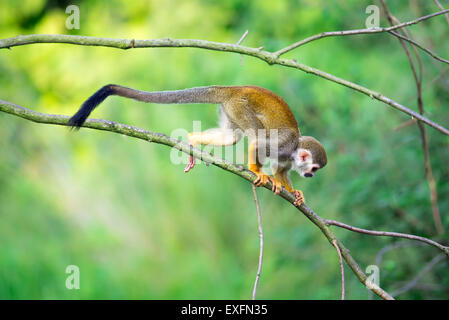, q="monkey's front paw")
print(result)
[254,172,272,187]
[292,190,305,206]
